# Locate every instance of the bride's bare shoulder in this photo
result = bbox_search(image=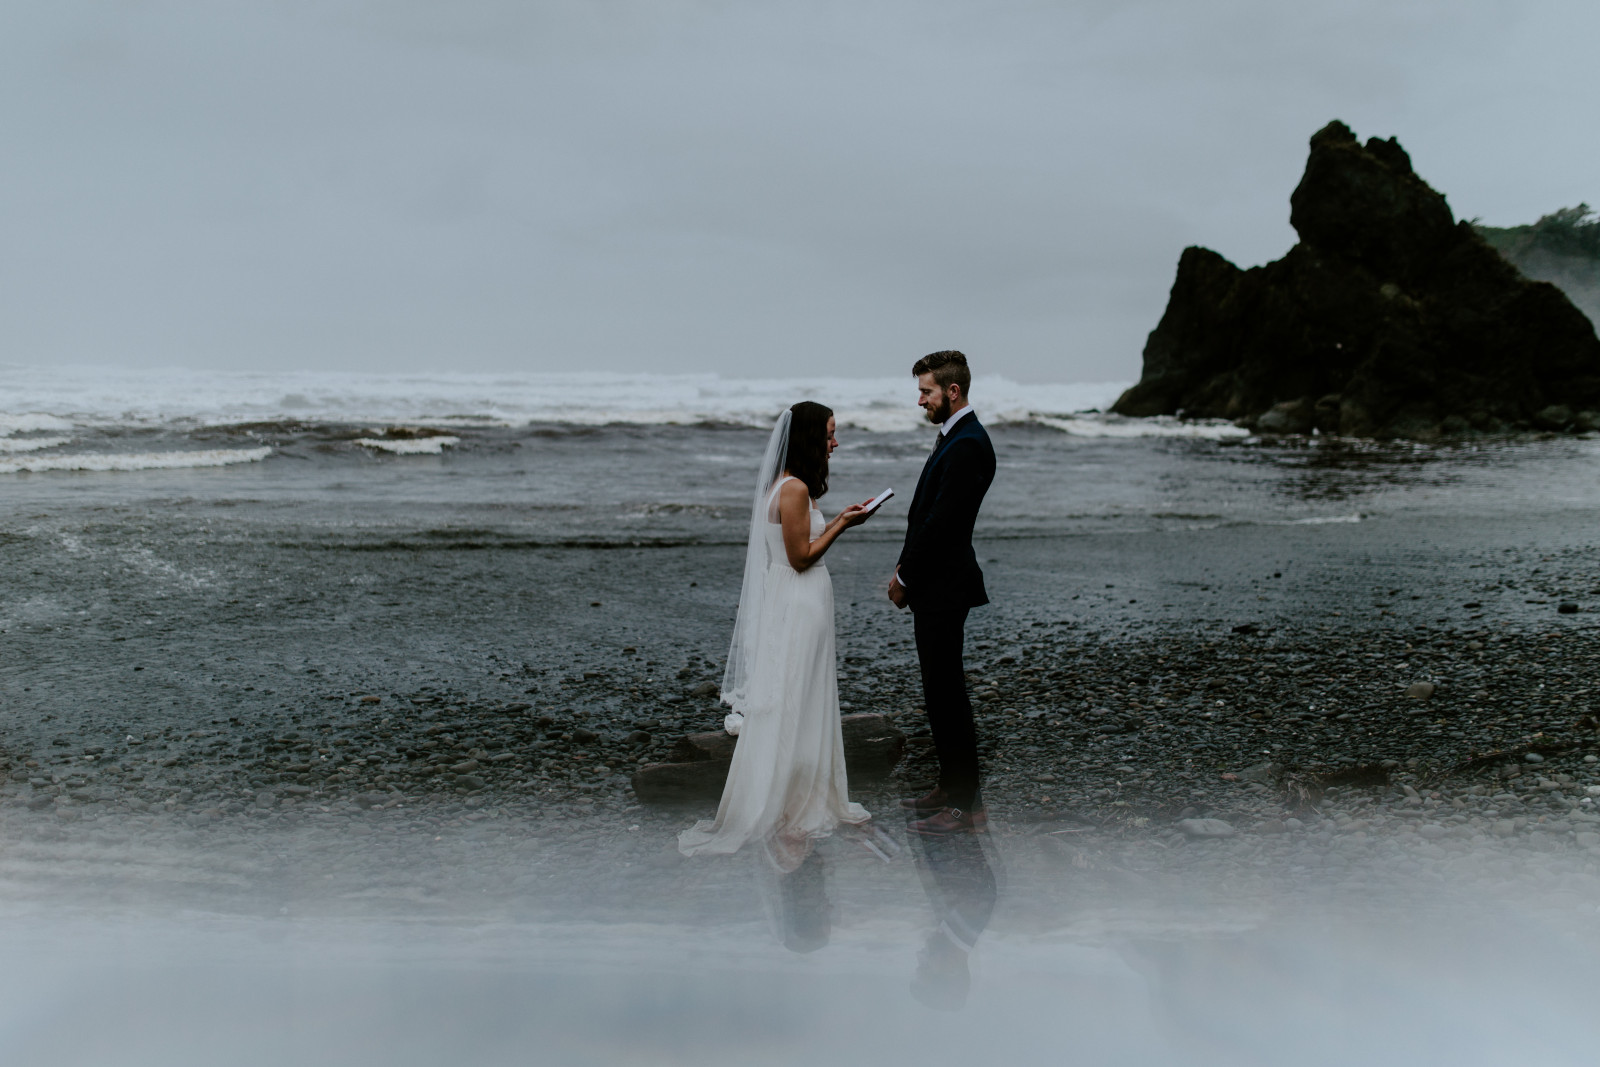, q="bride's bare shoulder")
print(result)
[776,477,811,513]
